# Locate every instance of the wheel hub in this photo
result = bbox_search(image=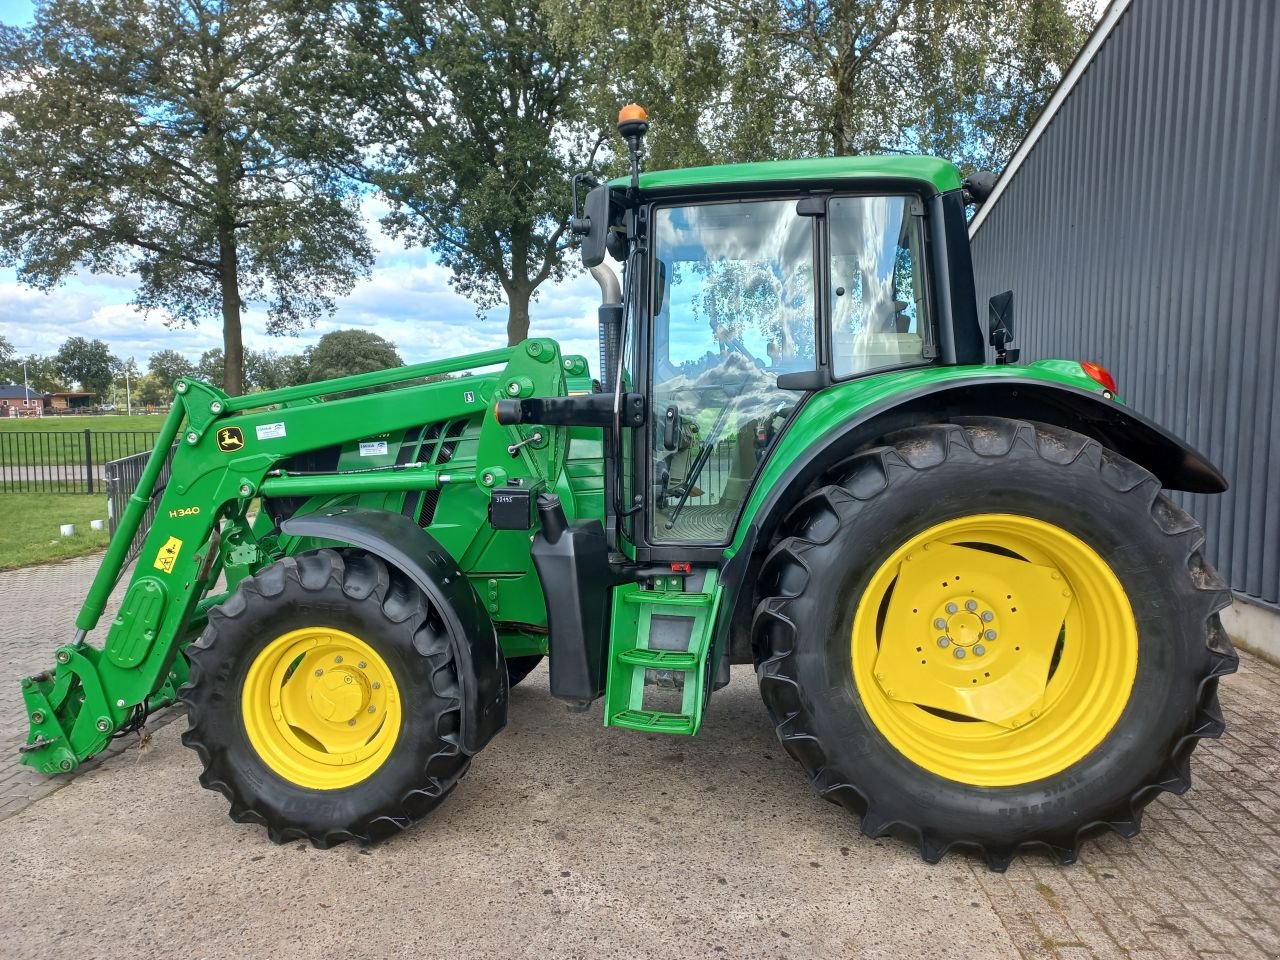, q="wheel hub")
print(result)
[309,667,371,723]
[242,627,401,790]
[873,540,1072,728]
